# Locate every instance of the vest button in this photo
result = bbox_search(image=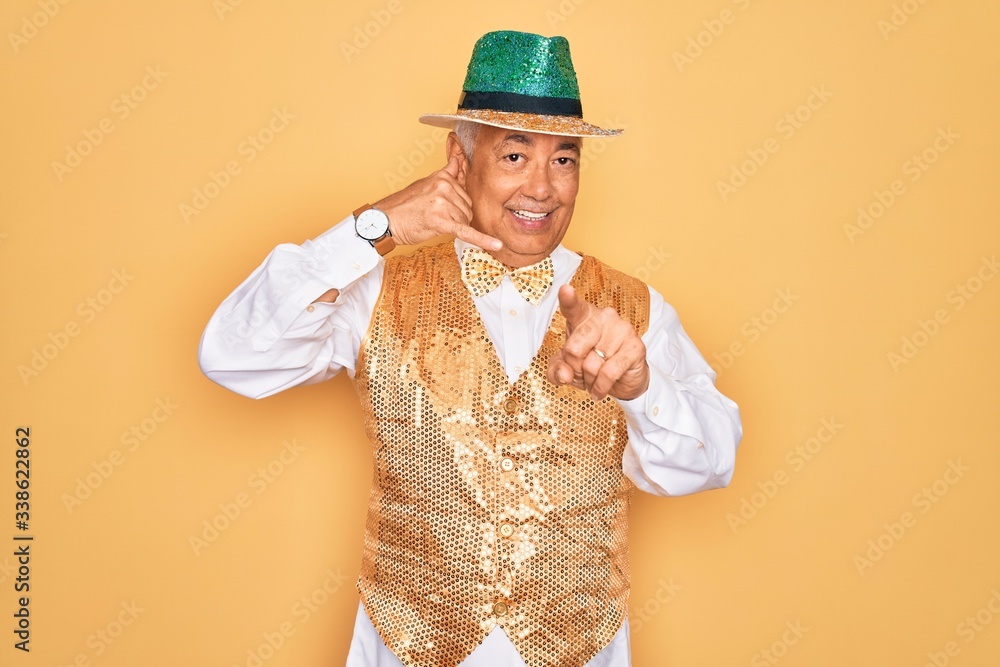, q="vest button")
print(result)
[503,398,519,414]
[492,601,509,617]
[499,522,514,538]
[500,457,515,472]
